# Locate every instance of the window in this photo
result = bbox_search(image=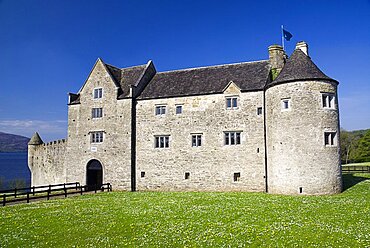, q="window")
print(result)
[141,172,145,178]
[185,172,190,180]
[225,132,241,145]
[155,105,166,115]
[226,97,238,109]
[281,98,291,110]
[191,134,202,147]
[91,131,103,143]
[234,173,241,182]
[322,93,335,109]
[176,105,183,114]
[155,136,169,148]
[324,132,337,146]
[93,88,103,99]
[257,107,263,115]
[92,108,103,118]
